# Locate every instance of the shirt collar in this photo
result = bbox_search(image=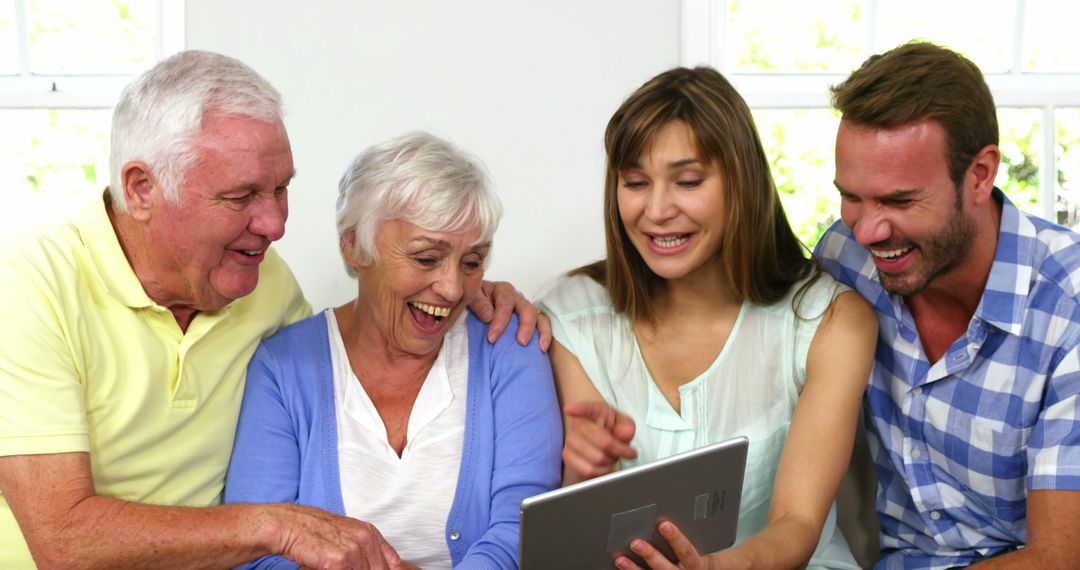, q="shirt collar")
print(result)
[975,188,1035,336]
[817,188,1036,340]
[73,192,157,309]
